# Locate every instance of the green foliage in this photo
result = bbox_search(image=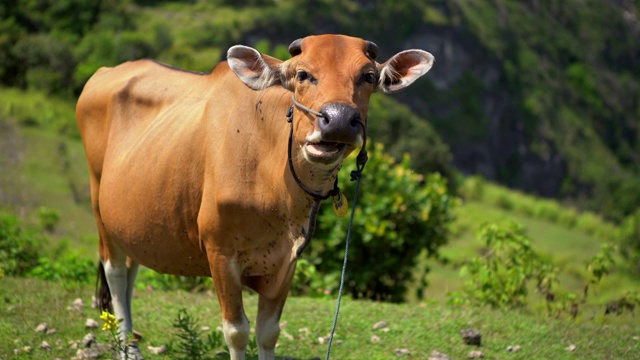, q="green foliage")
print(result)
[0,212,42,276]
[290,258,336,298]
[27,251,95,285]
[451,222,556,308]
[0,87,79,138]
[583,243,616,301]
[367,93,453,177]
[170,308,229,360]
[0,209,94,284]
[312,143,457,302]
[449,220,625,319]
[36,206,60,232]
[605,291,640,316]
[136,268,213,292]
